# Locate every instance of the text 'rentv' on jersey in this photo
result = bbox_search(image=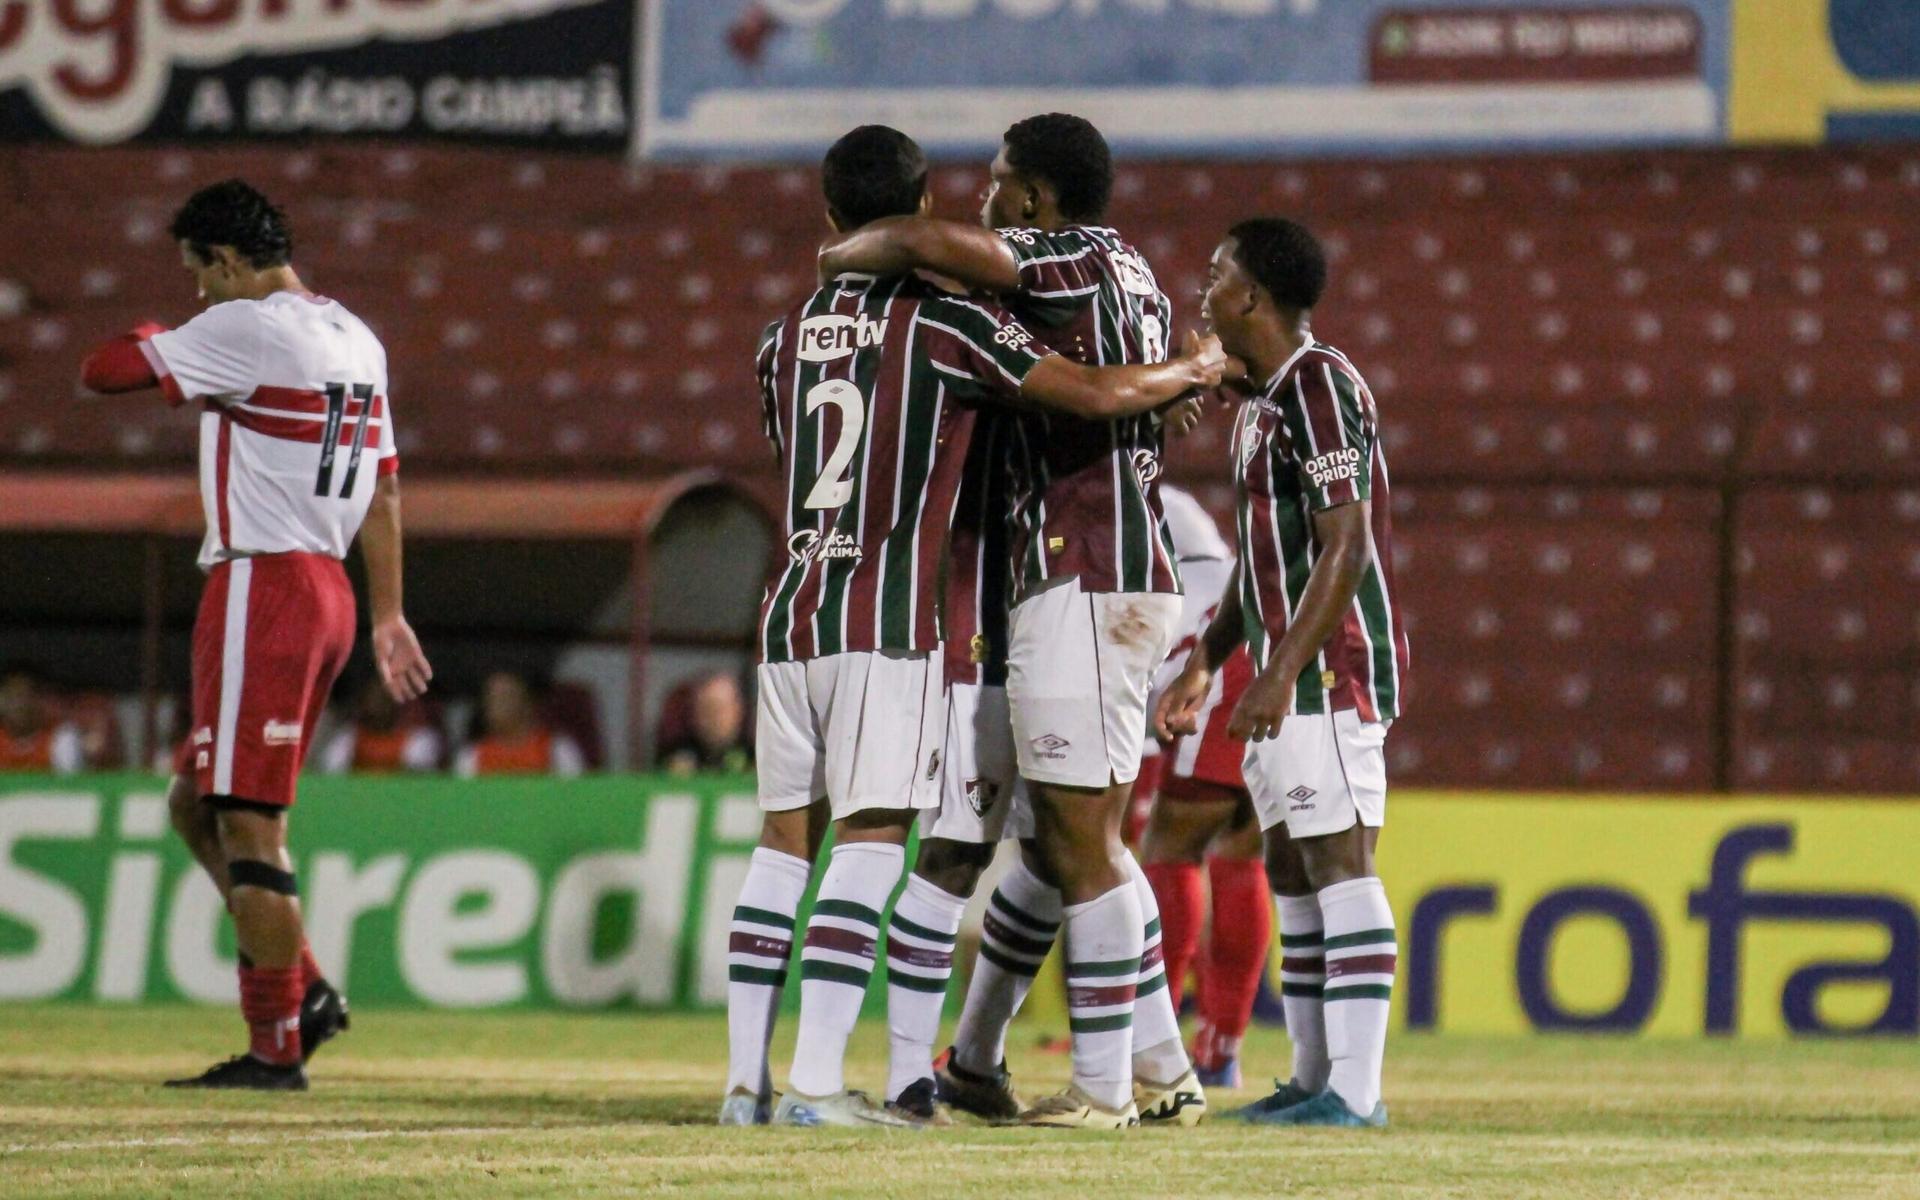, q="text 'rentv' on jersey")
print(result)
[1231,341,1409,722]
[142,292,397,572]
[996,225,1180,598]
[756,274,1049,665]
[942,411,1014,687]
